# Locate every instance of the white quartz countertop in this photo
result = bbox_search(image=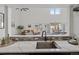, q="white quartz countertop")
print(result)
[0,41,79,53]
